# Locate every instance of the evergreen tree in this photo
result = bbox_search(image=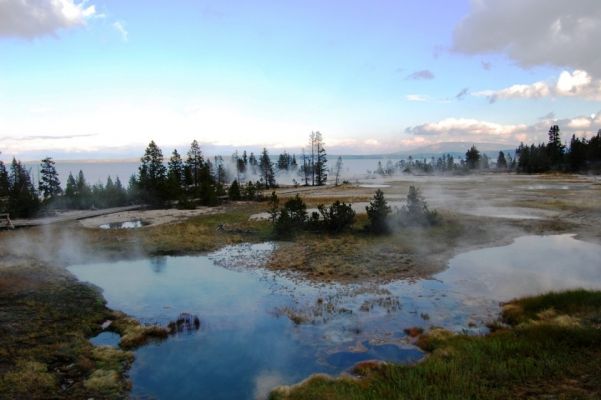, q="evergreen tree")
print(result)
[301,149,310,186]
[76,170,92,208]
[547,125,565,166]
[38,157,62,201]
[290,154,297,170]
[568,135,587,171]
[365,189,391,234]
[397,186,438,226]
[139,140,167,204]
[496,151,508,170]
[315,131,328,185]
[248,152,258,174]
[465,145,481,170]
[259,148,276,188]
[64,172,77,208]
[267,191,279,223]
[185,140,204,189]
[166,149,185,200]
[228,180,242,200]
[0,159,10,213]
[277,152,290,170]
[8,158,39,218]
